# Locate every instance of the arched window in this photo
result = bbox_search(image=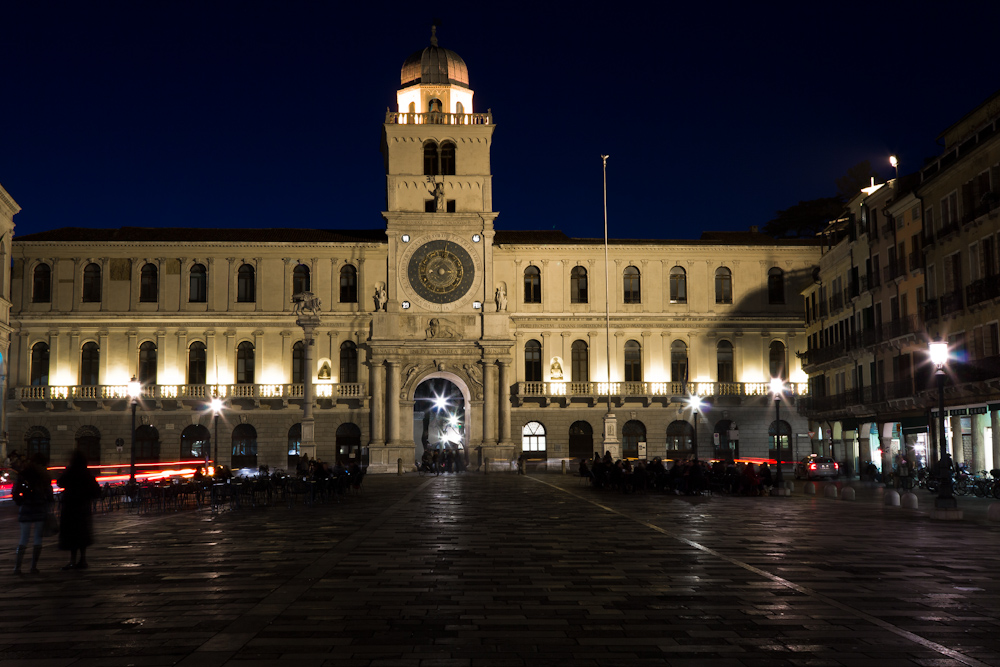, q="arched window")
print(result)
[288,423,301,470]
[237,264,255,302]
[180,424,210,460]
[340,264,358,303]
[32,263,51,303]
[427,98,443,113]
[236,341,255,384]
[408,101,416,114]
[525,340,542,382]
[139,263,158,302]
[568,421,594,460]
[80,342,99,386]
[423,140,439,176]
[523,265,541,303]
[135,425,160,464]
[292,341,305,384]
[75,425,101,464]
[714,419,738,460]
[188,341,207,385]
[30,342,49,386]
[340,341,358,383]
[769,340,787,380]
[622,420,645,459]
[571,339,589,382]
[82,263,101,302]
[570,266,588,303]
[768,267,785,304]
[717,339,734,383]
[25,426,51,464]
[231,423,257,469]
[293,264,310,295]
[189,263,207,303]
[623,266,641,304]
[522,421,546,454]
[138,341,157,384]
[670,340,688,383]
[715,266,732,304]
[666,420,694,459]
[336,422,363,465]
[624,339,642,382]
[669,266,687,304]
[440,141,456,175]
